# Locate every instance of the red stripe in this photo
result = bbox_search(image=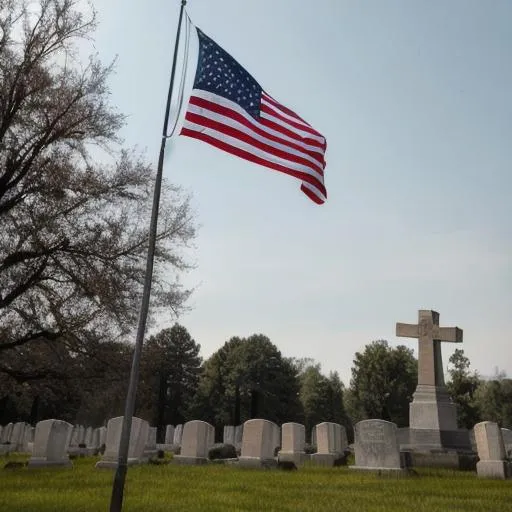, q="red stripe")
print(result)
[301,183,325,204]
[188,95,326,164]
[260,102,322,139]
[259,116,327,151]
[185,111,325,177]
[181,127,327,198]
[262,92,311,126]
